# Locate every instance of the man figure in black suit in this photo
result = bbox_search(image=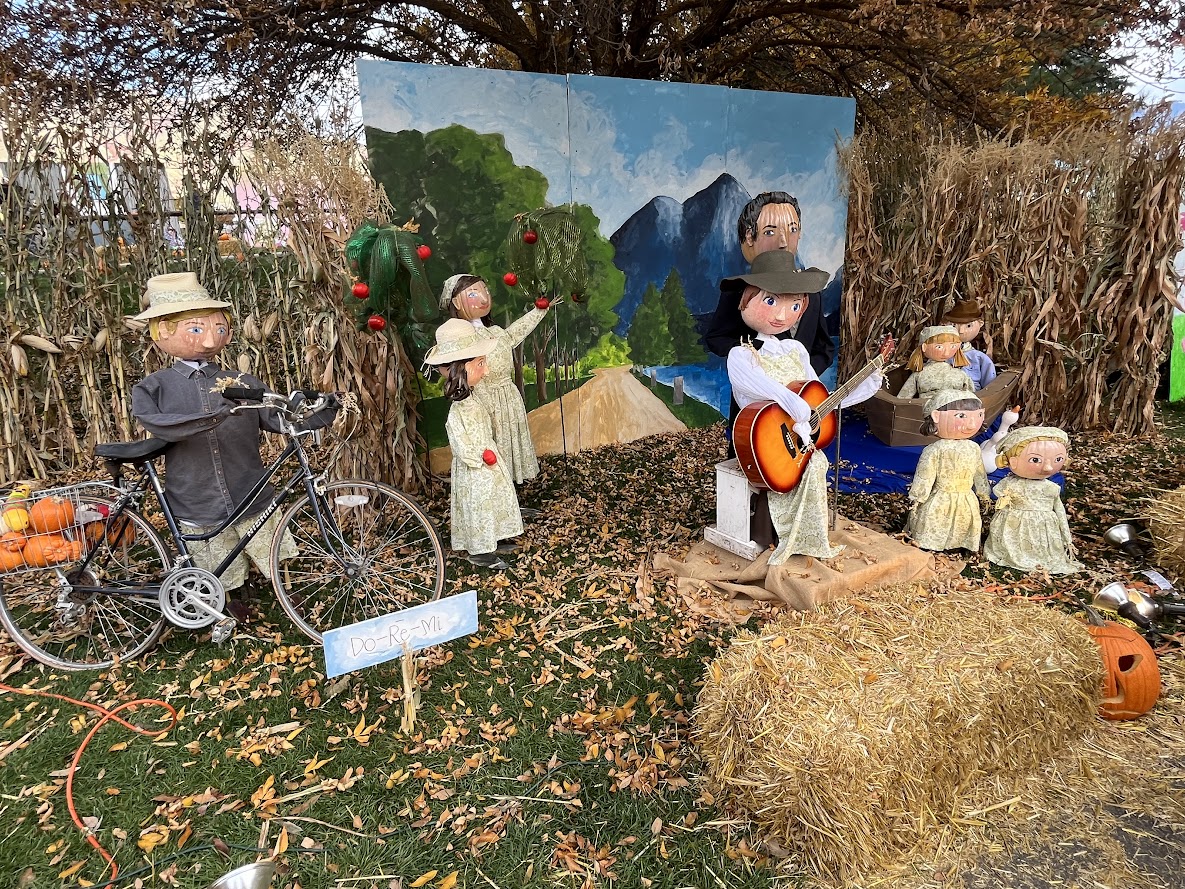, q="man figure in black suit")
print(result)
[703,191,834,375]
